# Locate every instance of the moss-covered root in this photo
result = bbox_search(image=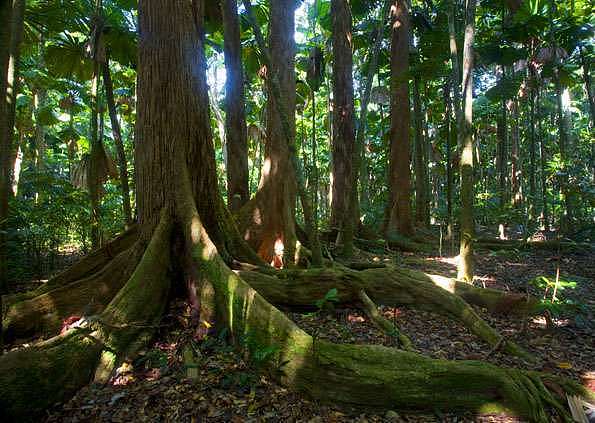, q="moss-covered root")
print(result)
[0,215,172,422]
[239,267,533,360]
[2,247,137,343]
[357,289,413,350]
[3,226,138,306]
[306,342,584,422]
[0,332,104,422]
[187,225,585,422]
